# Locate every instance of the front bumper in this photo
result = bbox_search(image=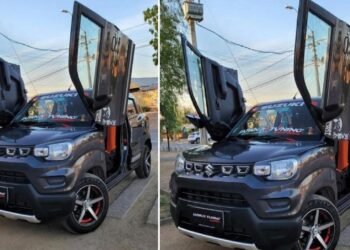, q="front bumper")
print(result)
[171,199,301,250]
[179,226,258,250]
[0,156,77,222]
[0,181,75,221]
[170,172,303,249]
